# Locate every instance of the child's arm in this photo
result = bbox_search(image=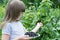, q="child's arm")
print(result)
[2,34,10,40]
[13,35,31,40]
[31,22,43,33]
